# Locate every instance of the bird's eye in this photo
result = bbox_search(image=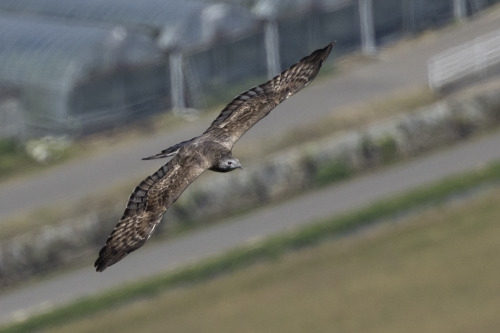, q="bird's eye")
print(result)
[227,161,232,165]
